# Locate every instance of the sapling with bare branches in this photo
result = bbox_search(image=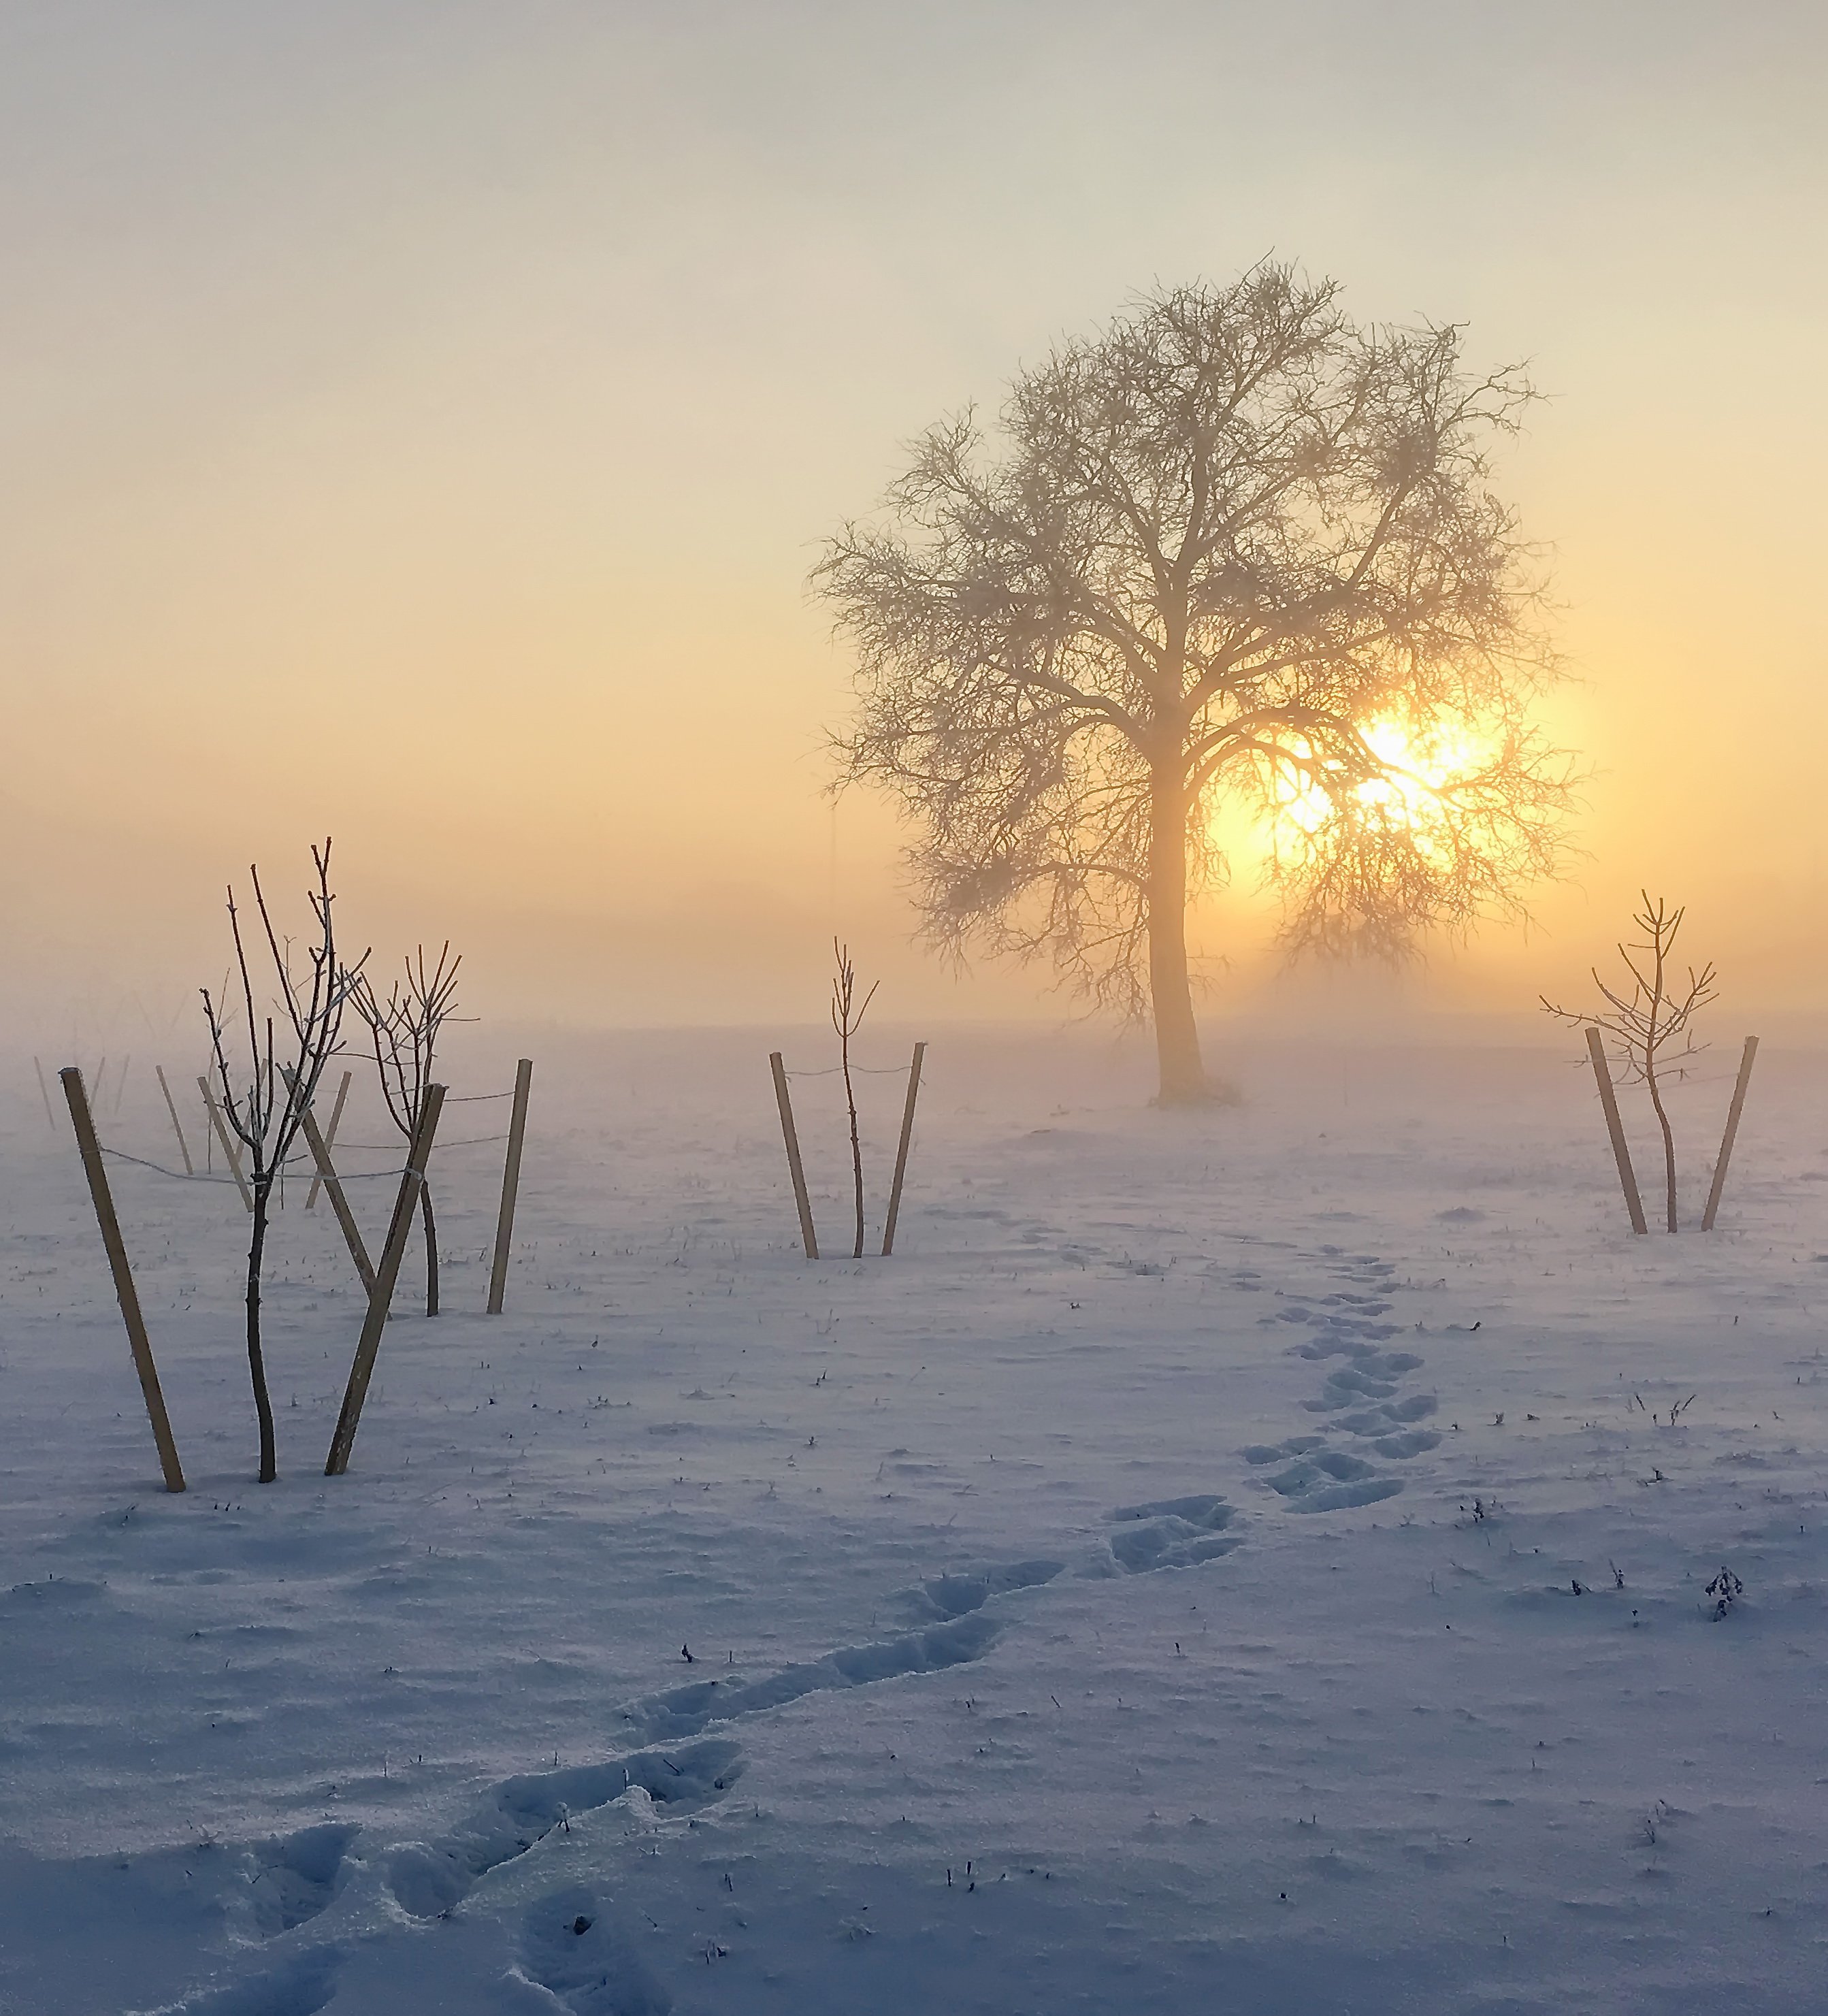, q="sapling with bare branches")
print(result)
[353,942,463,1316]
[831,940,879,1259]
[203,841,363,1482]
[1544,892,1718,1232]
